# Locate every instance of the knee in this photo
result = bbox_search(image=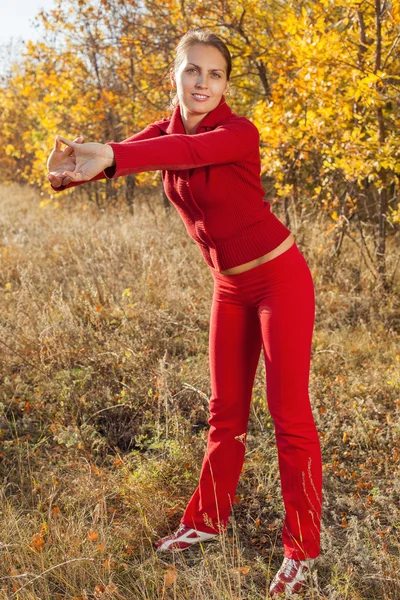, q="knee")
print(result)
[207,409,248,445]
